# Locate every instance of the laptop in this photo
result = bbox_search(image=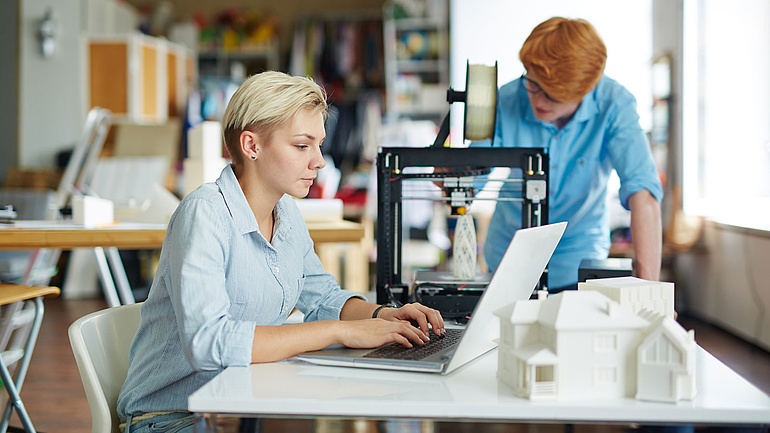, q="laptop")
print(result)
[295,221,567,374]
